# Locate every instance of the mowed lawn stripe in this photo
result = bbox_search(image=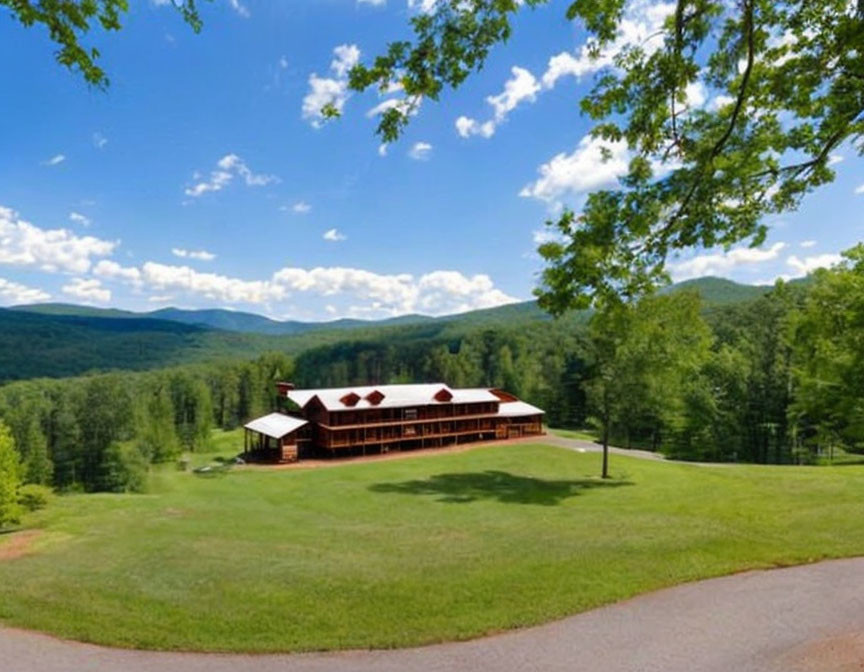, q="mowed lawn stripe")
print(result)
[0,443,863,652]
